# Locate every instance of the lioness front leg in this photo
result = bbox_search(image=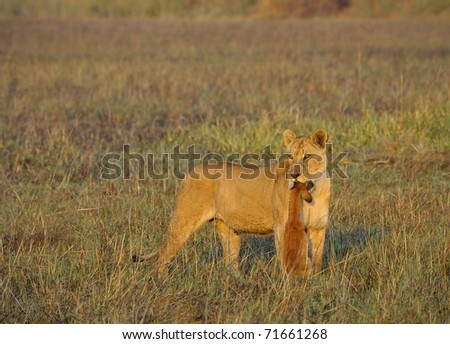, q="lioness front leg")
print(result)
[309,226,326,274]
